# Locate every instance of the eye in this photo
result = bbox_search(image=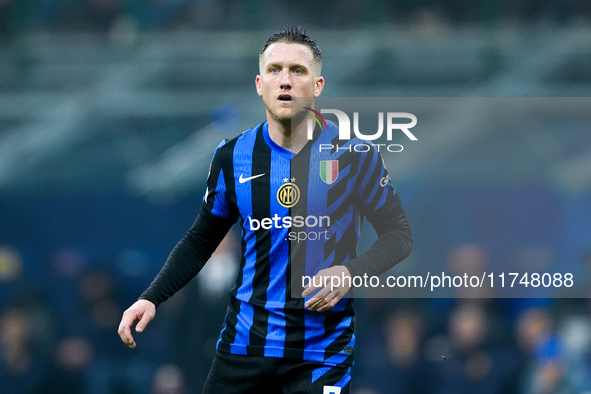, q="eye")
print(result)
[269,67,279,73]
[293,68,304,74]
